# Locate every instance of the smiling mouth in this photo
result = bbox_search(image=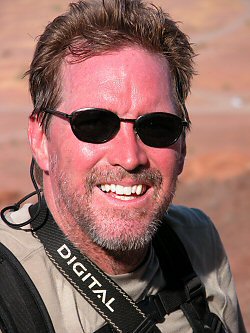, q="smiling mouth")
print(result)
[97,184,148,201]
